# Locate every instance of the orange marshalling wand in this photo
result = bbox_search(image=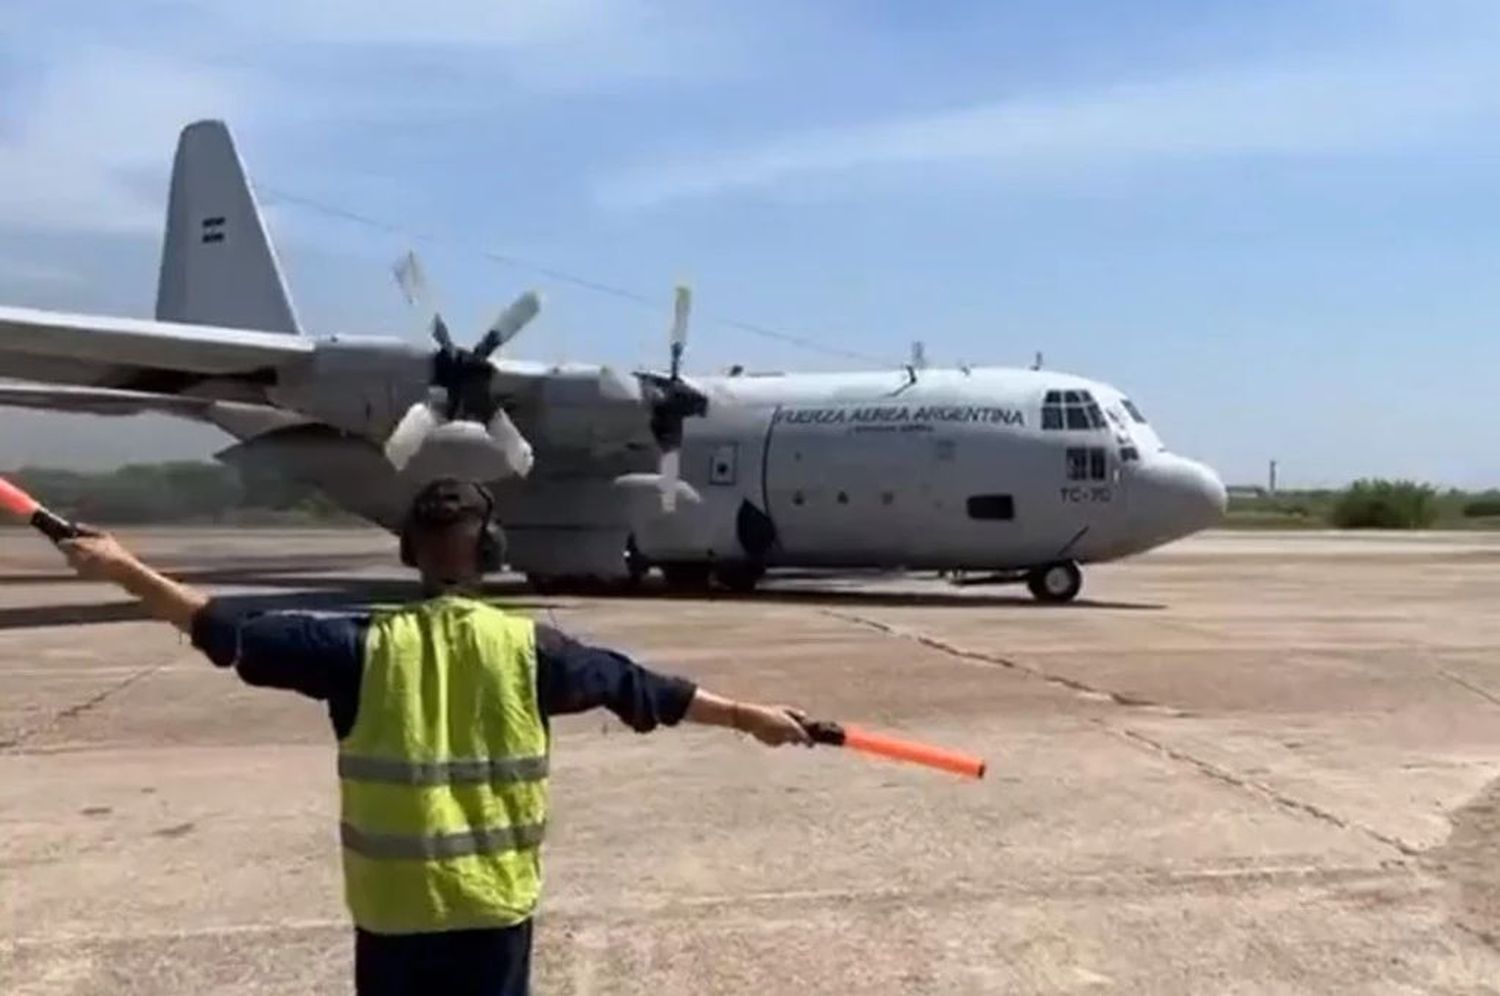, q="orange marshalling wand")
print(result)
[0,476,78,543]
[800,719,986,780]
